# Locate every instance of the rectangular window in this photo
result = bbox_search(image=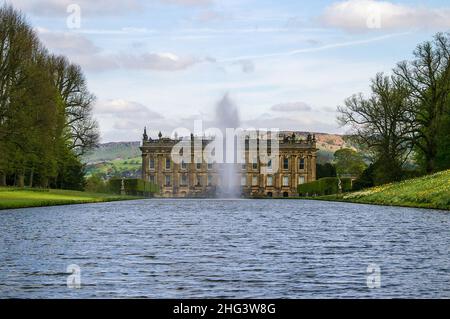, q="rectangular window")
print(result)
[149,158,155,170]
[208,163,213,170]
[252,176,259,186]
[149,175,155,184]
[283,176,289,187]
[196,175,202,186]
[165,175,171,187]
[267,175,273,187]
[283,158,289,170]
[180,174,187,186]
[268,160,272,169]
[196,162,202,170]
[299,158,305,170]
[166,158,171,170]
[242,164,247,170]
[299,176,305,185]
[241,176,247,186]
[252,157,258,170]
[208,175,213,186]
[181,160,187,170]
